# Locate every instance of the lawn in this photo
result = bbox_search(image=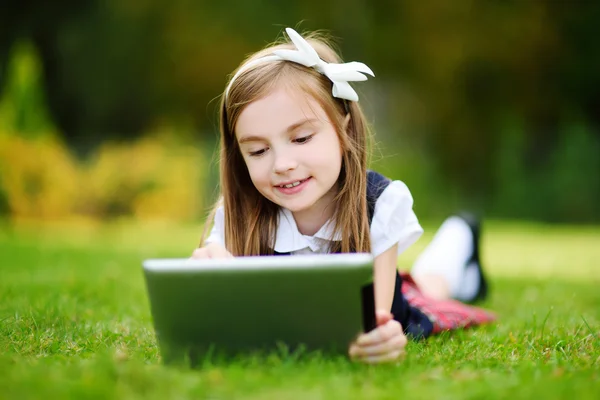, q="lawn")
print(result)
[0,219,599,399]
